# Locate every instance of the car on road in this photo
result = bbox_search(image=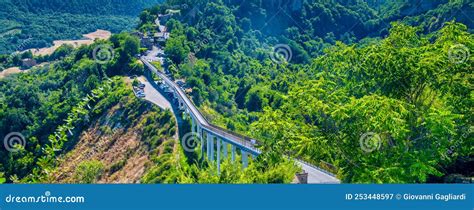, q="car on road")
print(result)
[137,93,146,98]
[138,83,146,89]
